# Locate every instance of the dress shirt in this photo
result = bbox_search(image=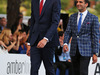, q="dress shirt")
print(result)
[77,10,88,26]
[40,0,46,5]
